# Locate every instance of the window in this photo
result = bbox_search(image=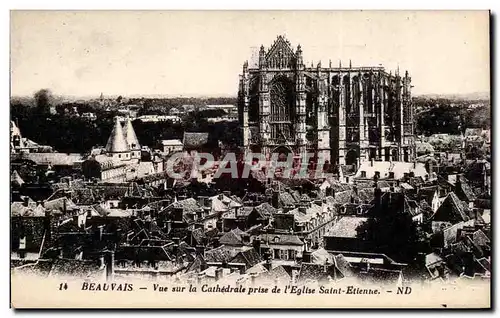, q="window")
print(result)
[119,154,122,159]
[388,172,395,179]
[19,236,26,249]
[361,171,366,178]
